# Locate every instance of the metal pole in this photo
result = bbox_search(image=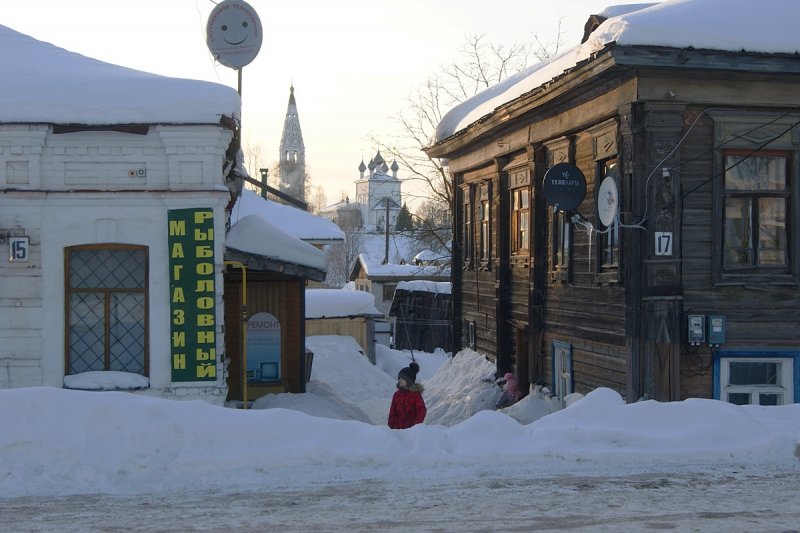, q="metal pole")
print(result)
[384,198,390,264]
